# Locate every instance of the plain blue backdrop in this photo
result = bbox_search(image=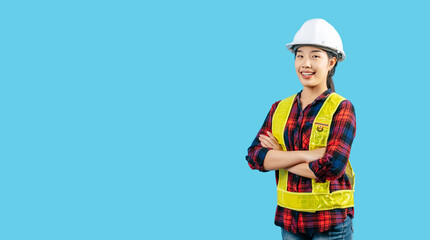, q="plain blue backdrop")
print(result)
[1,0,429,239]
